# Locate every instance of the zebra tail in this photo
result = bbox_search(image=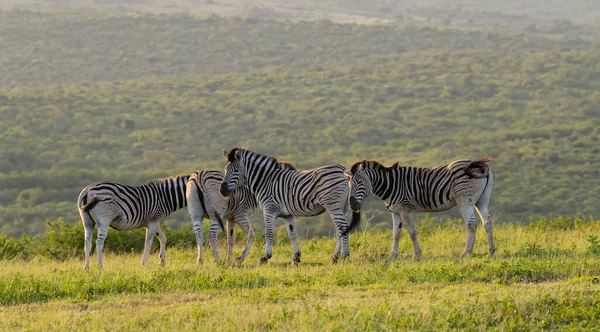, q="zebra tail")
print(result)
[194,179,225,233]
[465,156,493,178]
[215,213,225,232]
[342,210,361,236]
[79,194,101,213]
